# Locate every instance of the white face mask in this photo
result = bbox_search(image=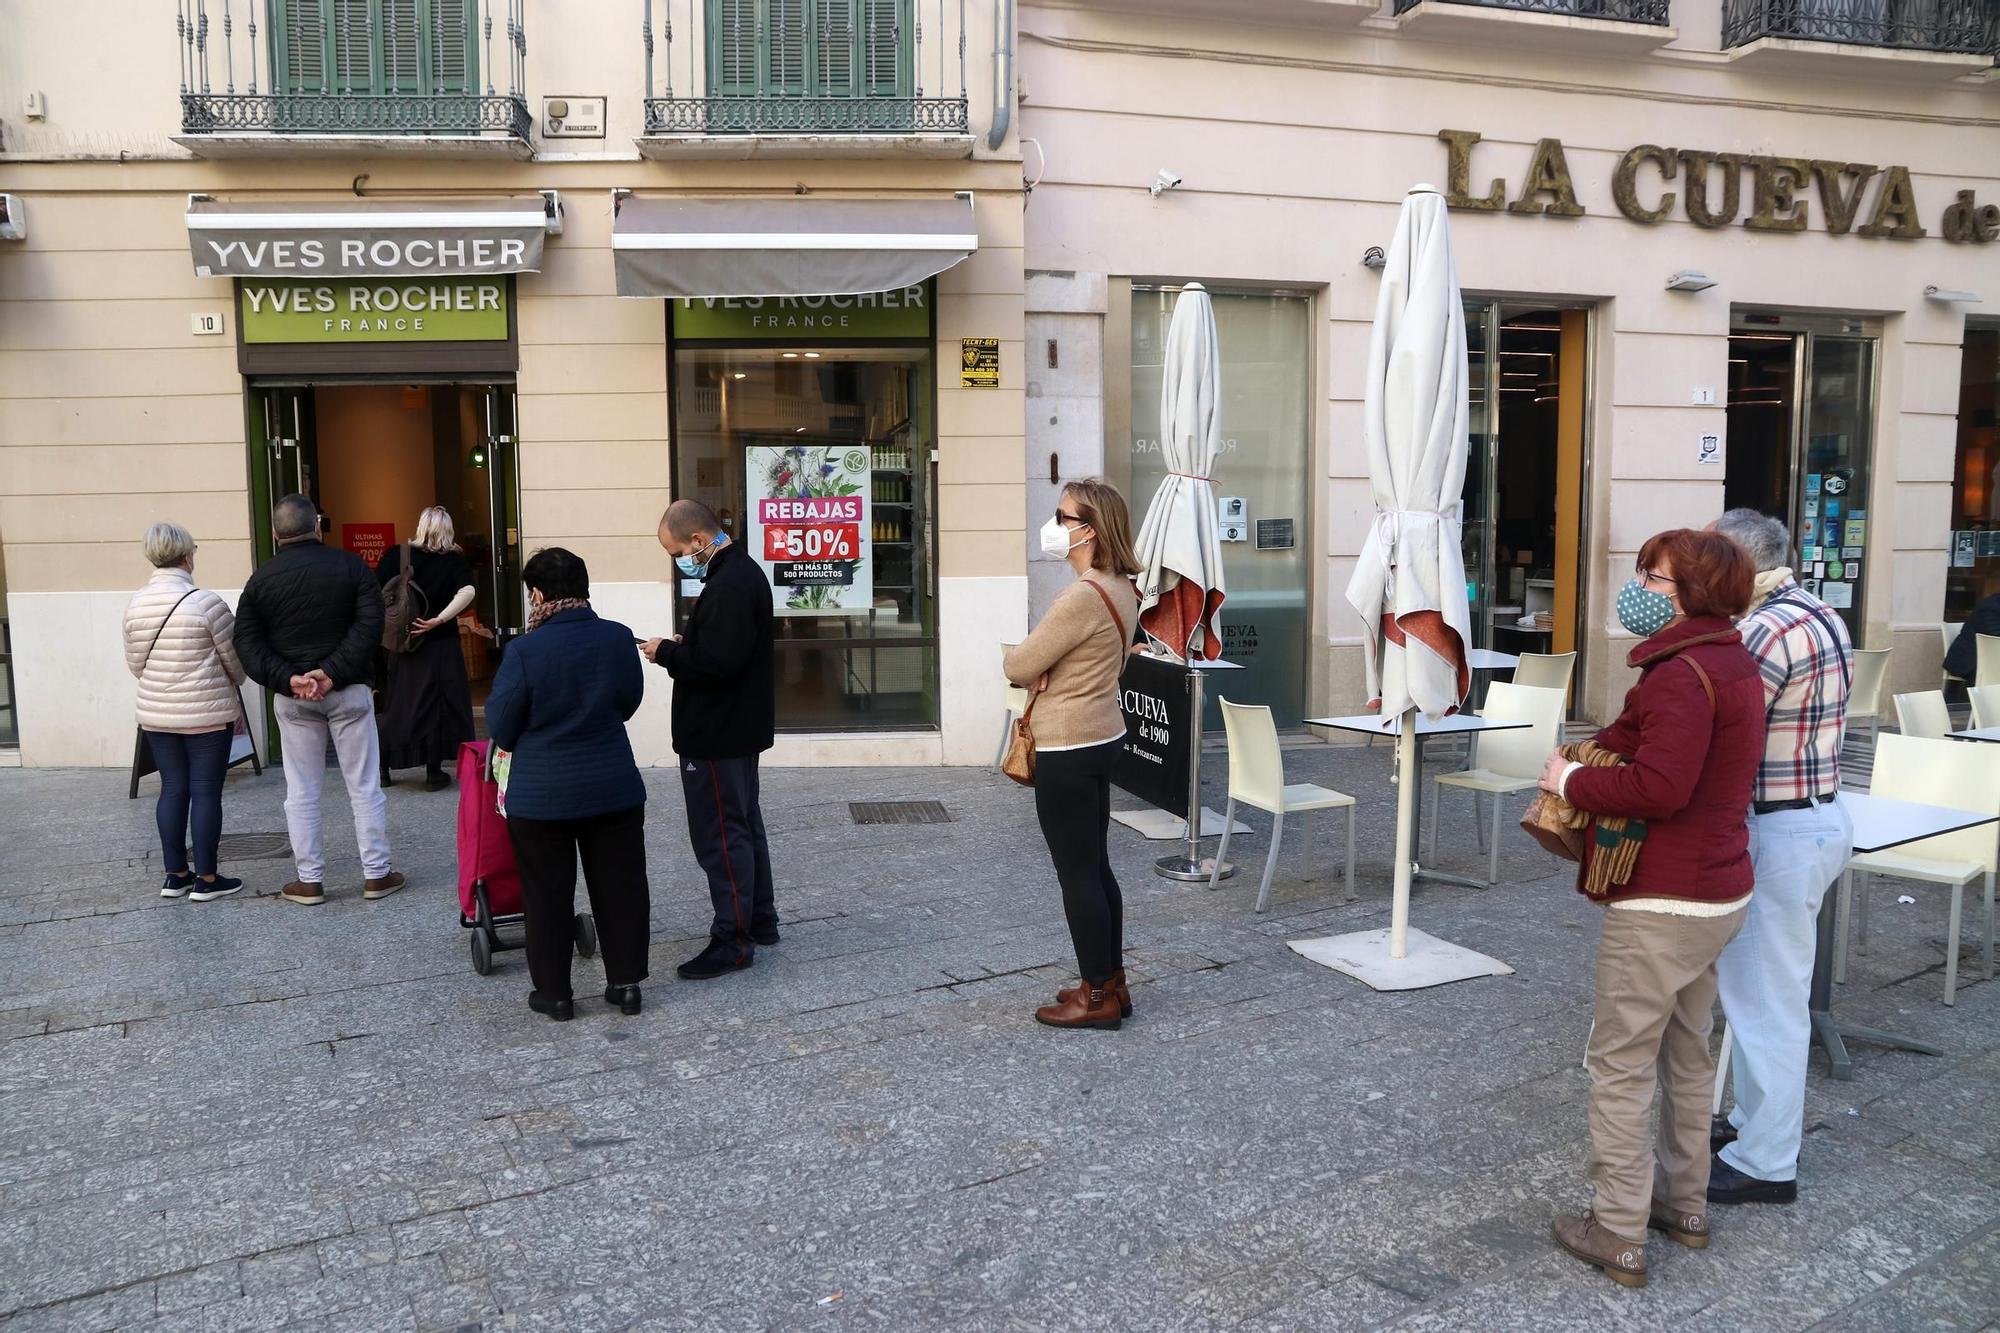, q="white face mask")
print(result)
[1040,515,1089,559]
